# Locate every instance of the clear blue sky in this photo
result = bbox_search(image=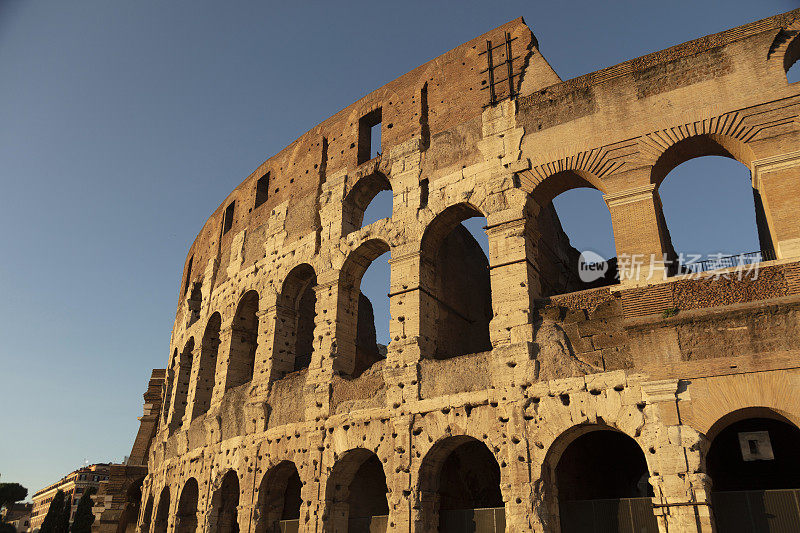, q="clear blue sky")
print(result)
[0,0,794,497]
